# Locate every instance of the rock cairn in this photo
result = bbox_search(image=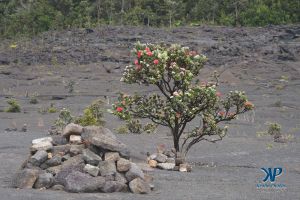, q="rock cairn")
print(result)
[12,123,152,194]
[147,145,192,172]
